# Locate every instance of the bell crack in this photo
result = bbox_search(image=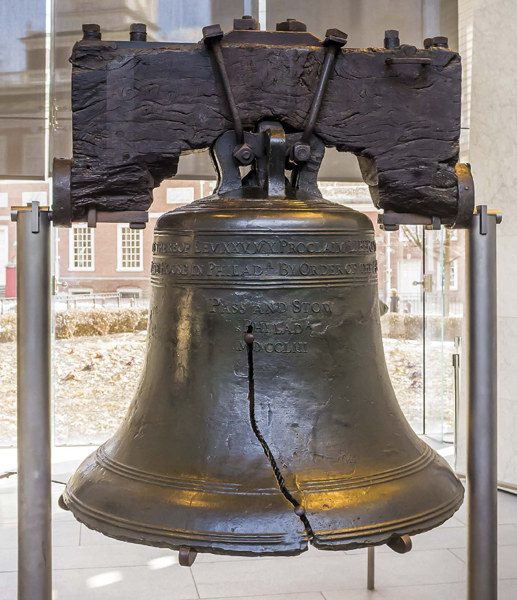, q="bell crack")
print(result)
[244,326,316,543]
